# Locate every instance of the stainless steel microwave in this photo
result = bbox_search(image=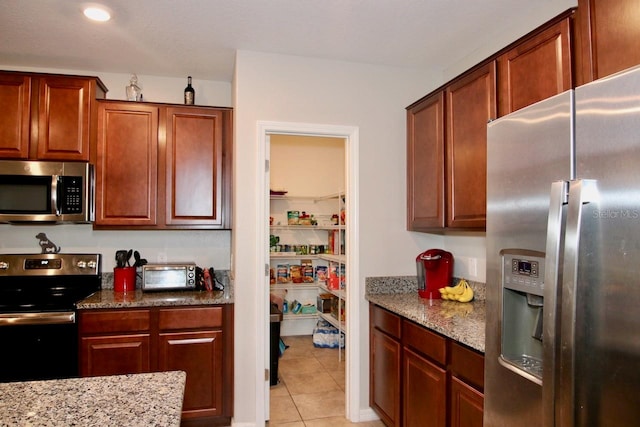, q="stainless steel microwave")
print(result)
[0,160,94,223]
